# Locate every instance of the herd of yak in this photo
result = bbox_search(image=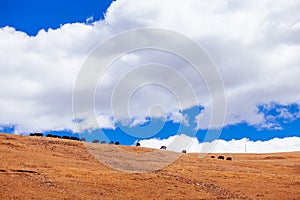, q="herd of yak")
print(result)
[28,133,232,160]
